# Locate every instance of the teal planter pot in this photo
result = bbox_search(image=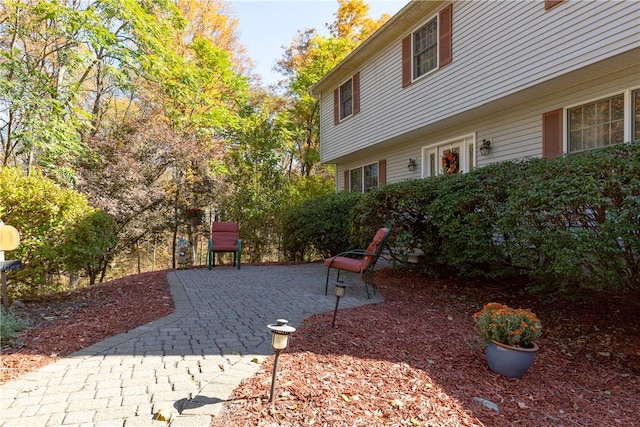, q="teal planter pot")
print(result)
[485,340,538,379]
